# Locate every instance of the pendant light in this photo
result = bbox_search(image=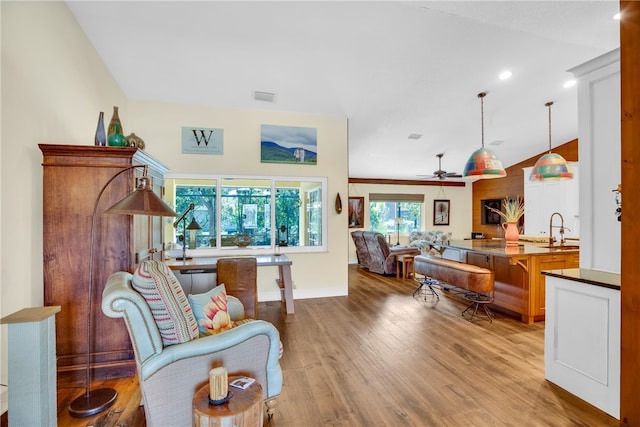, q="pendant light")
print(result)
[529,101,573,181]
[463,92,507,179]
